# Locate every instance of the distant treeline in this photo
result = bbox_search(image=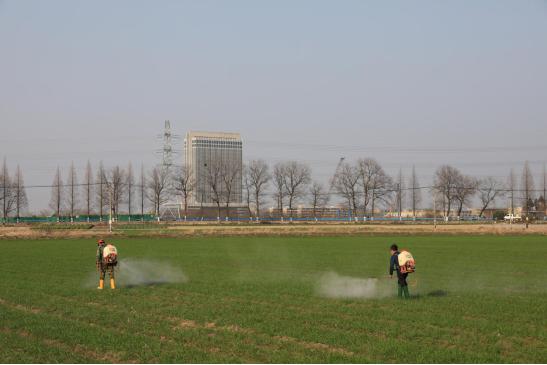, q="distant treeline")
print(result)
[0,158,546,222]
